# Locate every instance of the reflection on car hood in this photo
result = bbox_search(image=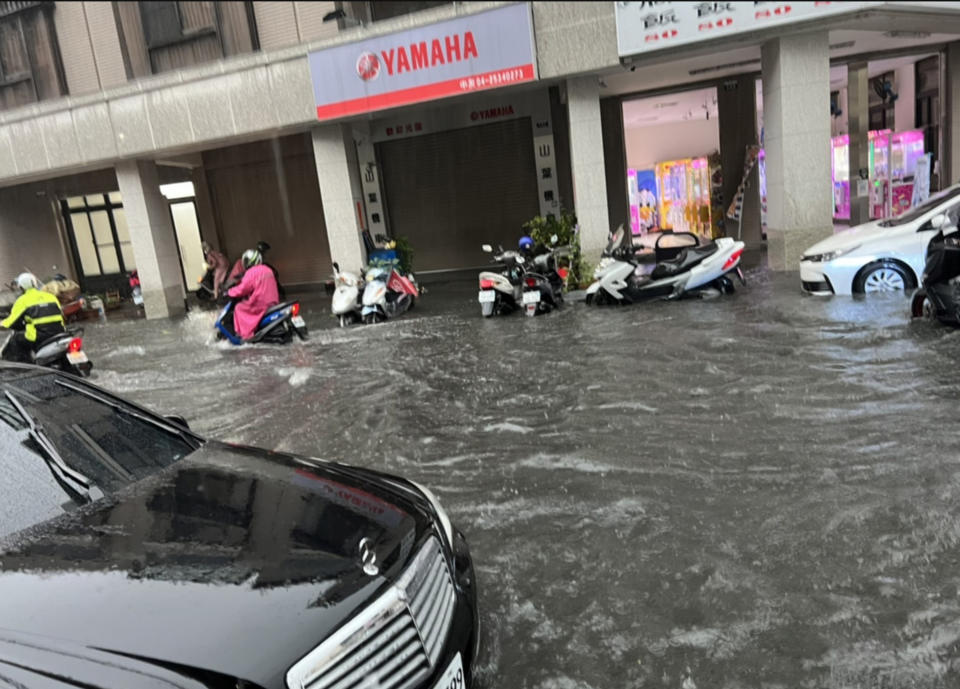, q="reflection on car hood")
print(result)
[0,442,434,689]
[802,220,908,256]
